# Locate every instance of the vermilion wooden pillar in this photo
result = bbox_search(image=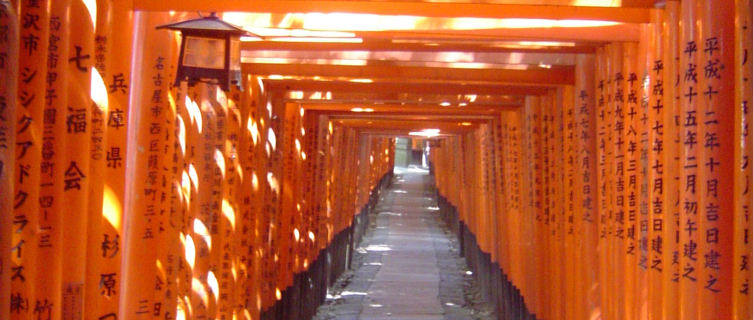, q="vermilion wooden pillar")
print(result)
[35,1,69,318]
[523,104,537,315]
[545,91,560,320]
[0,3,18,320]
[548,89,567,315]
[661,2,681,319]
[119,11,177,318]
[507,109,525,308]
[734,0,753,319]
[609,42,628,320]
[11,1,48,317]
[97,0,134,317]
[314,114,330,255]
[575,53,600,320]
[696,0,735,319]
[620,41,639,320]
[678,1,701,318]
[595,45,611,320]
[237,74,259,319]
[279,101,296,292]
[207,83,225,317]
[637,23,651,320]
[532,98,545,318]
[495,113,509,308]
[222,86,243,318]
[60,0,94,316]
[83,0,112,315]
[646,8,666,320]
[250,76,268,317]
[258,81,276,311]
[561,85,577,320]
[164,81,190,319]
